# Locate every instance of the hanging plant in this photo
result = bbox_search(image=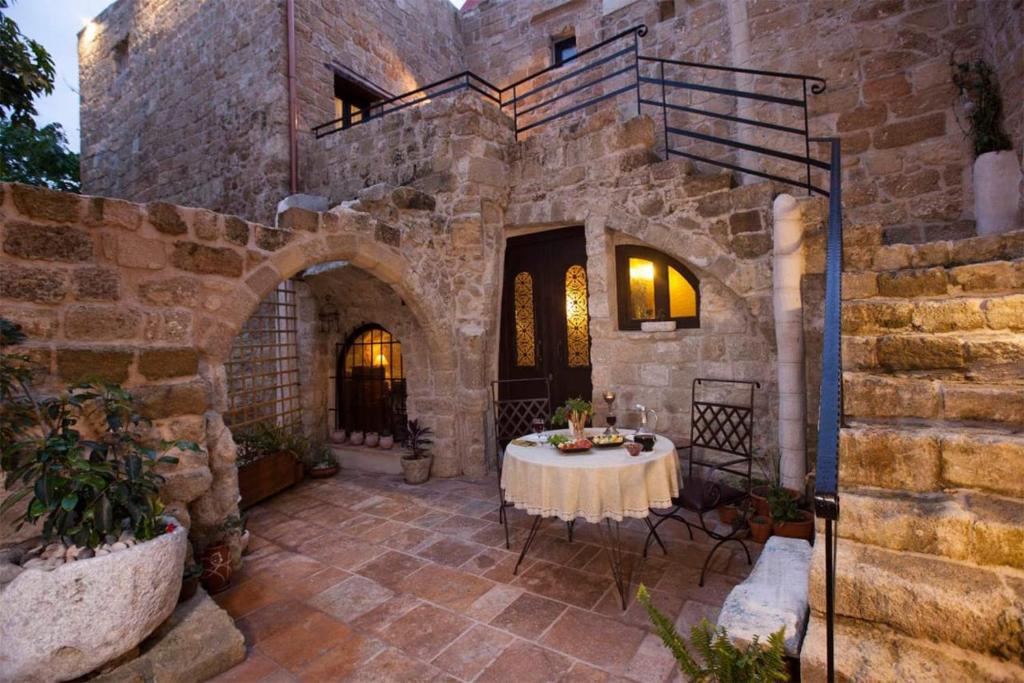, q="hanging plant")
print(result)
[950,56,1012,158]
